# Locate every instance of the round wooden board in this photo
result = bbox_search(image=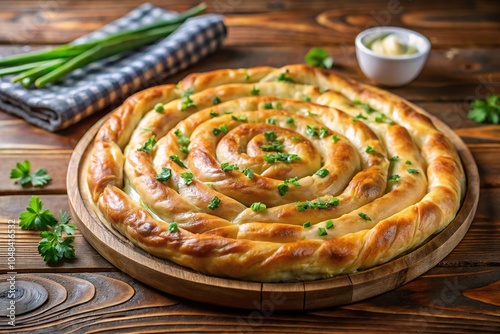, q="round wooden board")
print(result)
[67,100,479,310]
